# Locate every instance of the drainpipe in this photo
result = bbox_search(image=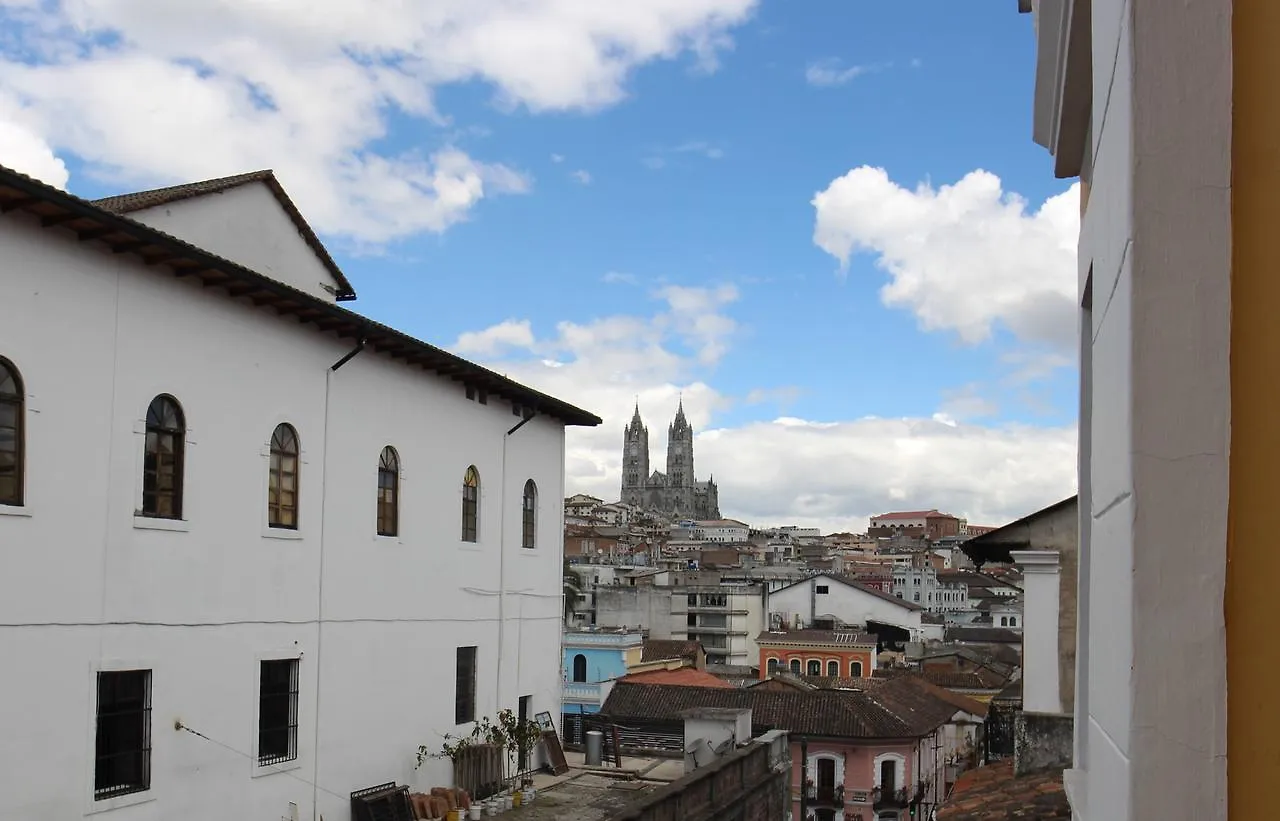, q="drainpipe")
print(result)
[799,737,808,821]
[495,412,536,710]
[312,335,366,820]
